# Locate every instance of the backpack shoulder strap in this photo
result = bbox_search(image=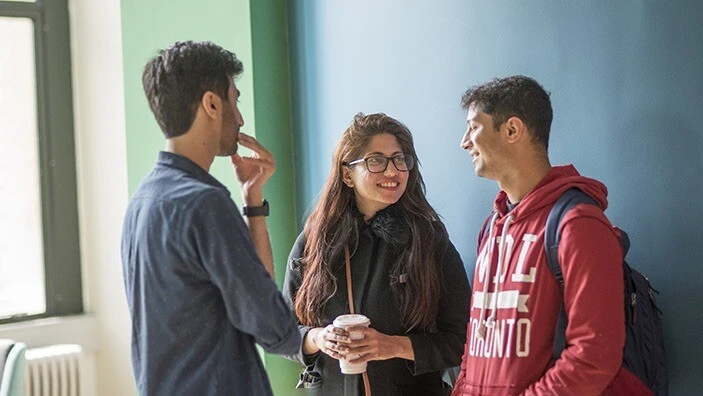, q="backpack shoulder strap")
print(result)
[544,188,598,361]
[544,188,598,289]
